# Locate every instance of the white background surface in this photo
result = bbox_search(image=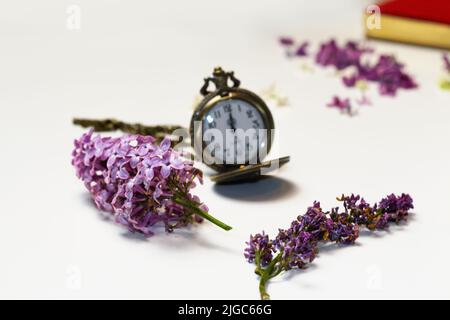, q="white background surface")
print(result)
[1,0,450,299]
